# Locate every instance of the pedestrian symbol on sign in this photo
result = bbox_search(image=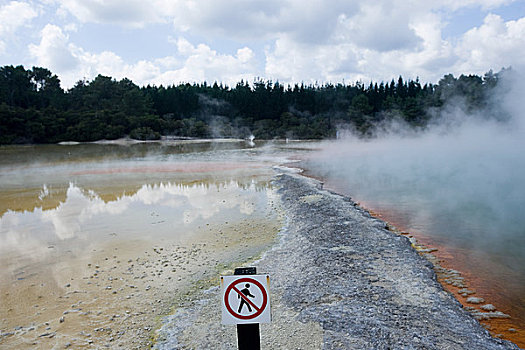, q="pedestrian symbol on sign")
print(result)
[237,283,255,313]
